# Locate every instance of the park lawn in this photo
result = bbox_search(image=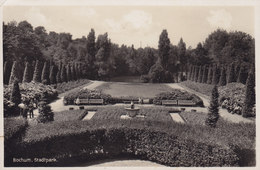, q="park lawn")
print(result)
[96,82,173,98]
[180,80,214,97]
